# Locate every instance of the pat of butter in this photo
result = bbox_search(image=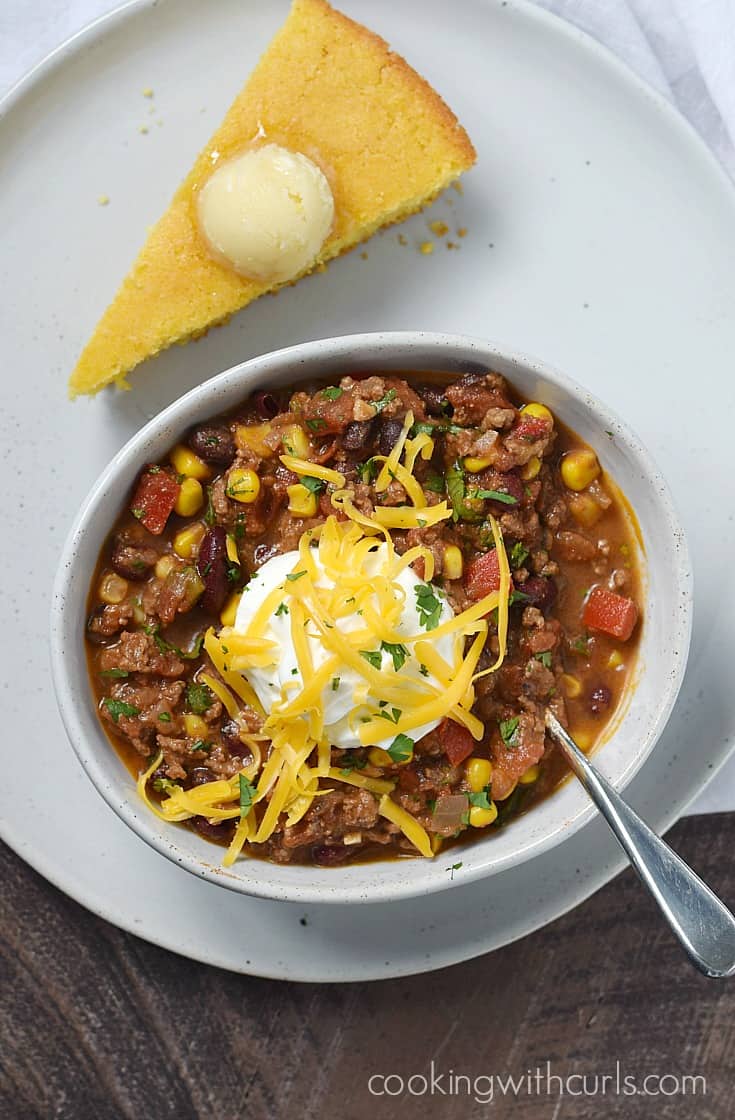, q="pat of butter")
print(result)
[197,143,334,282]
